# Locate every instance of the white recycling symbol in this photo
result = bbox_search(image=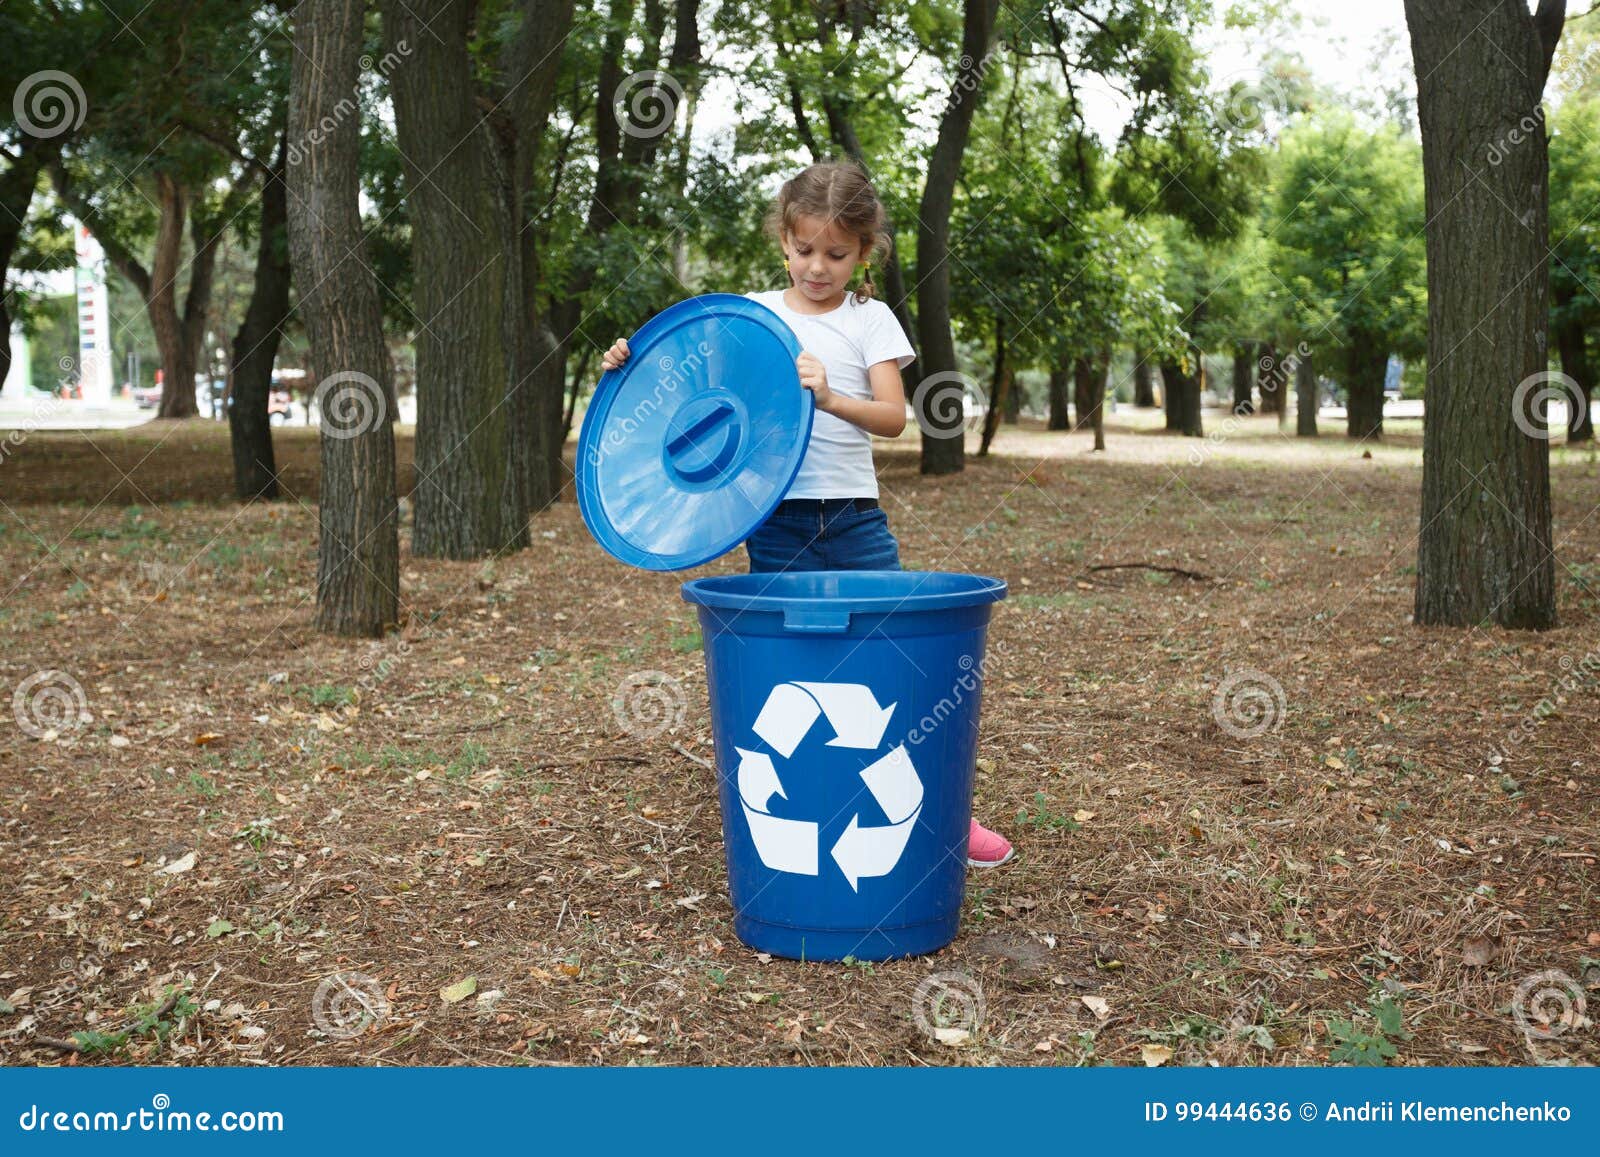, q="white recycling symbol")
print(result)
[733,681,923,892]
